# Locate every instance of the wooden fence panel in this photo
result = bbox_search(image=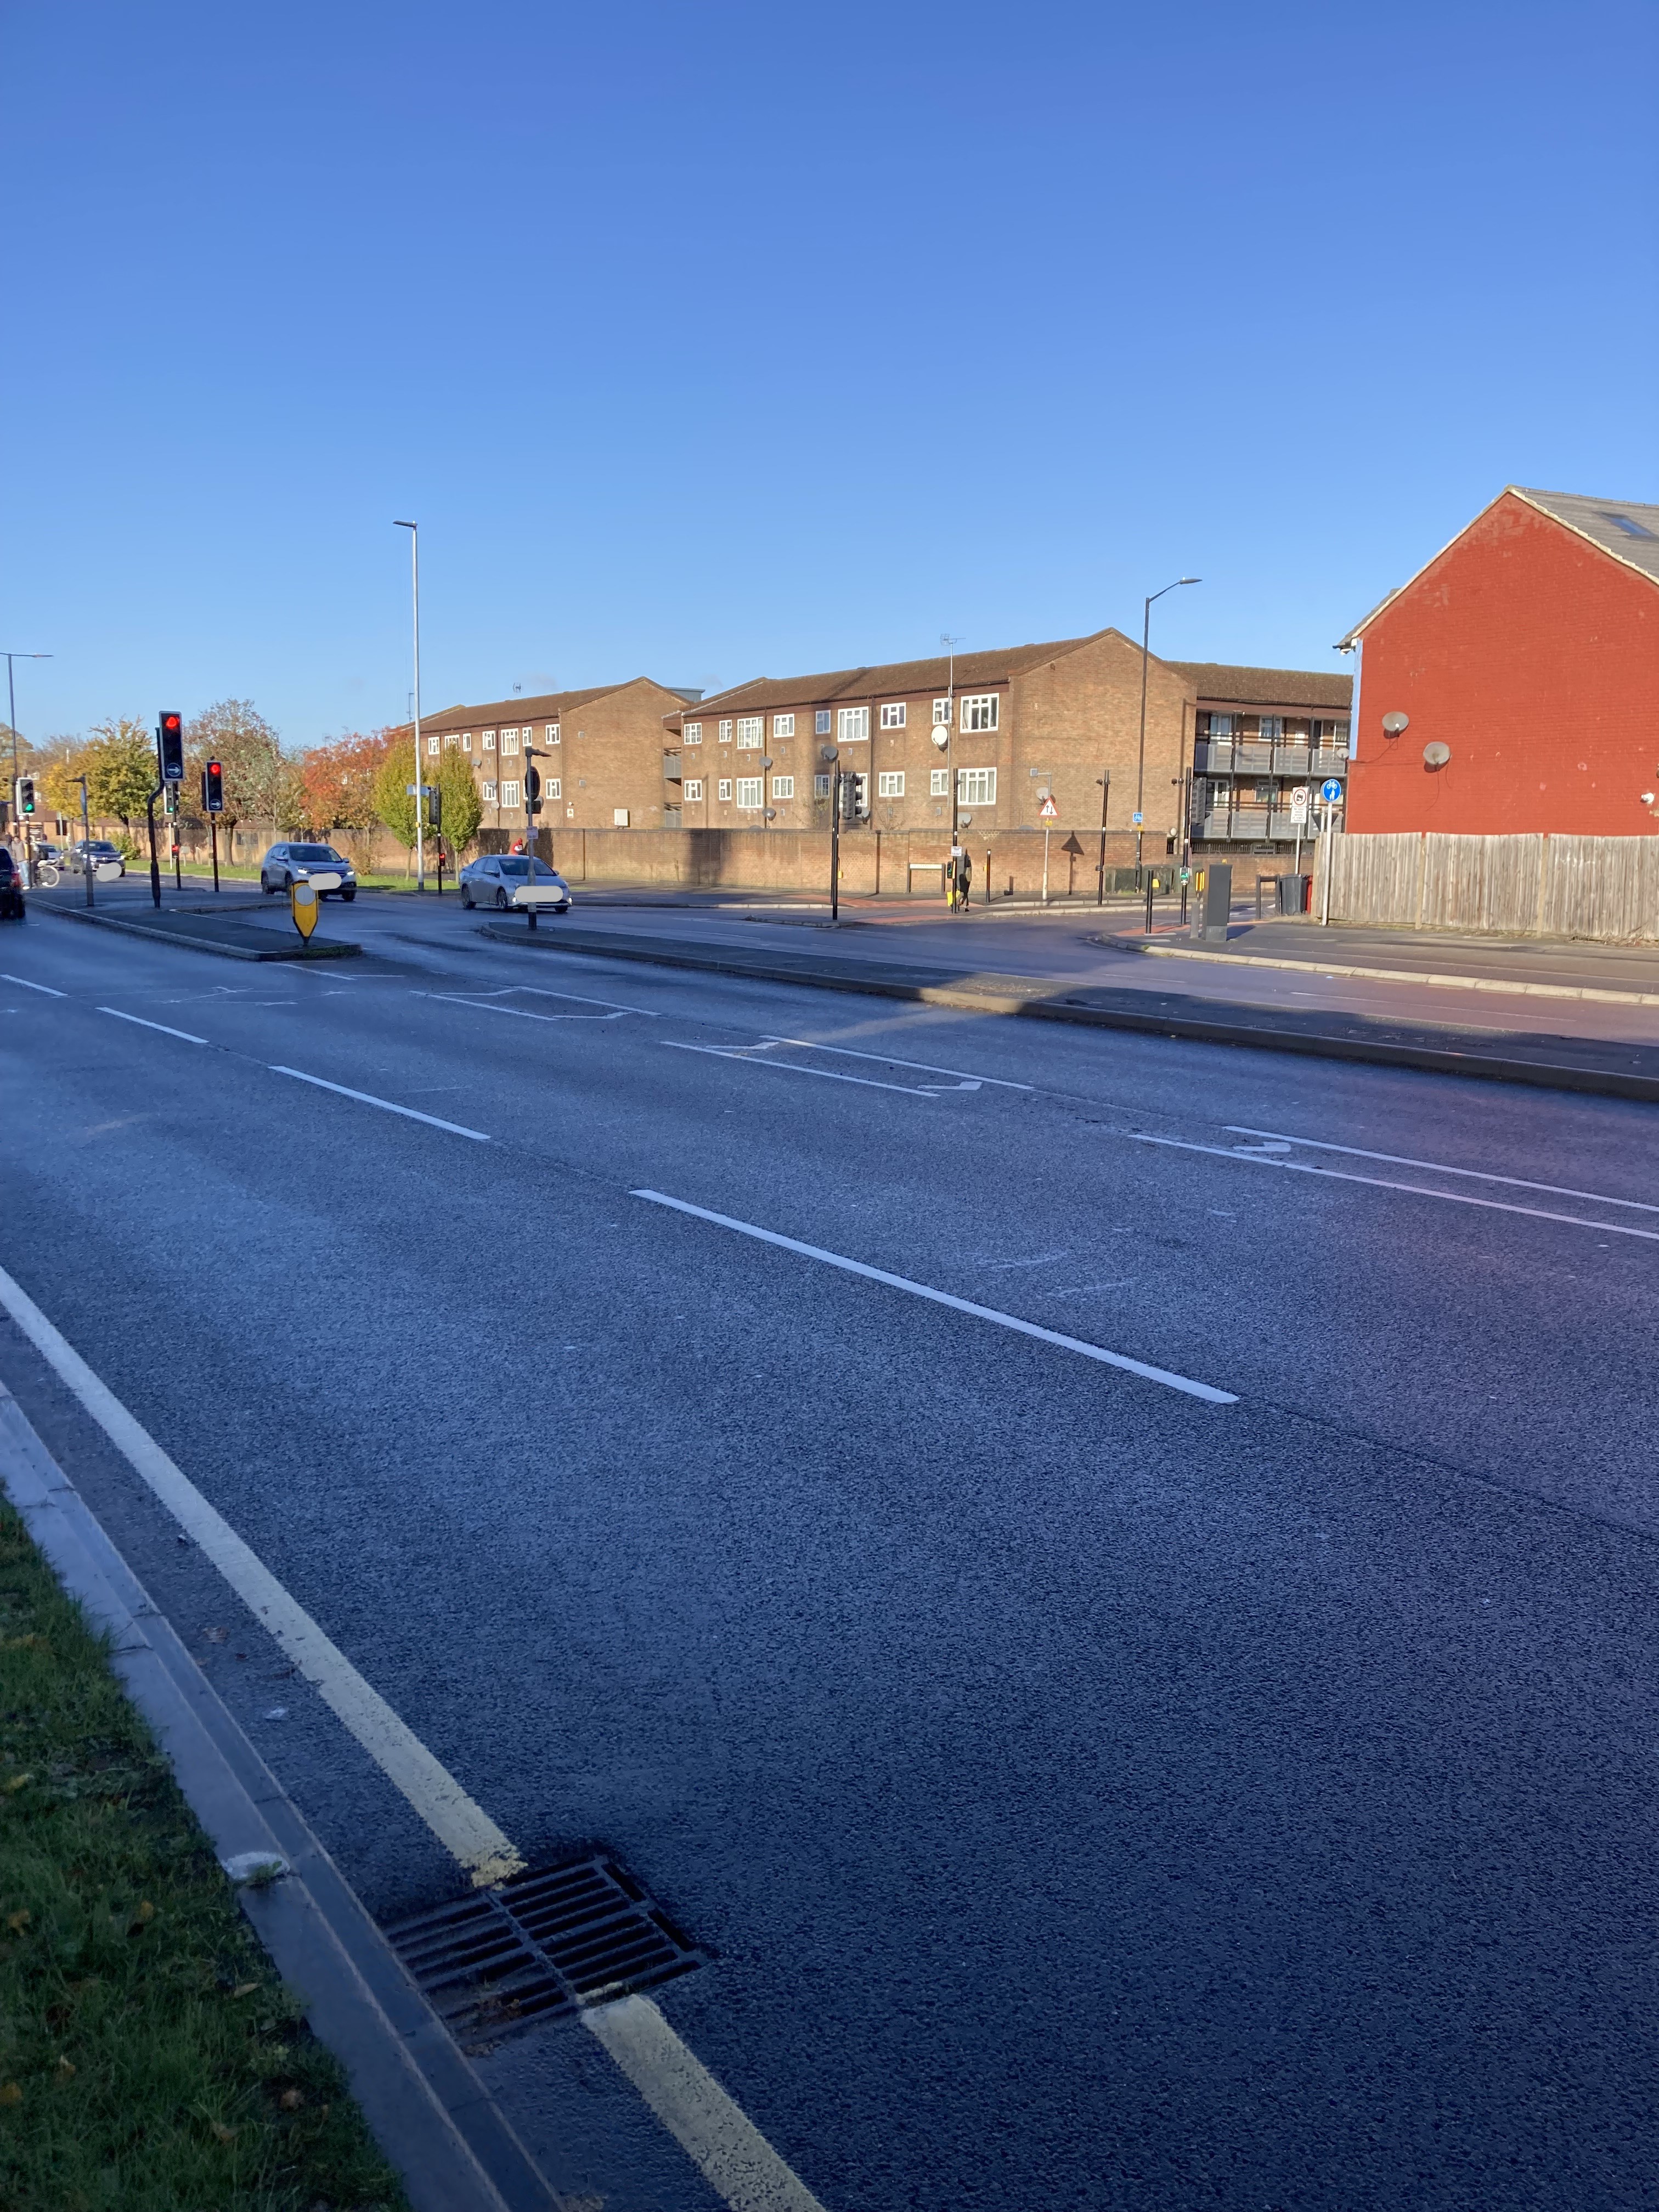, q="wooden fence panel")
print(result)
[1322,832,1659,941]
